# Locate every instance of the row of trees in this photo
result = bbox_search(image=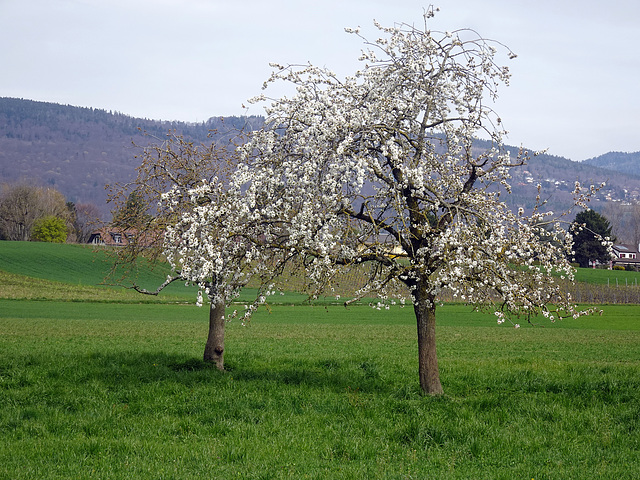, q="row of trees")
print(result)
[0,183,100,242]
[109,11,608,395]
